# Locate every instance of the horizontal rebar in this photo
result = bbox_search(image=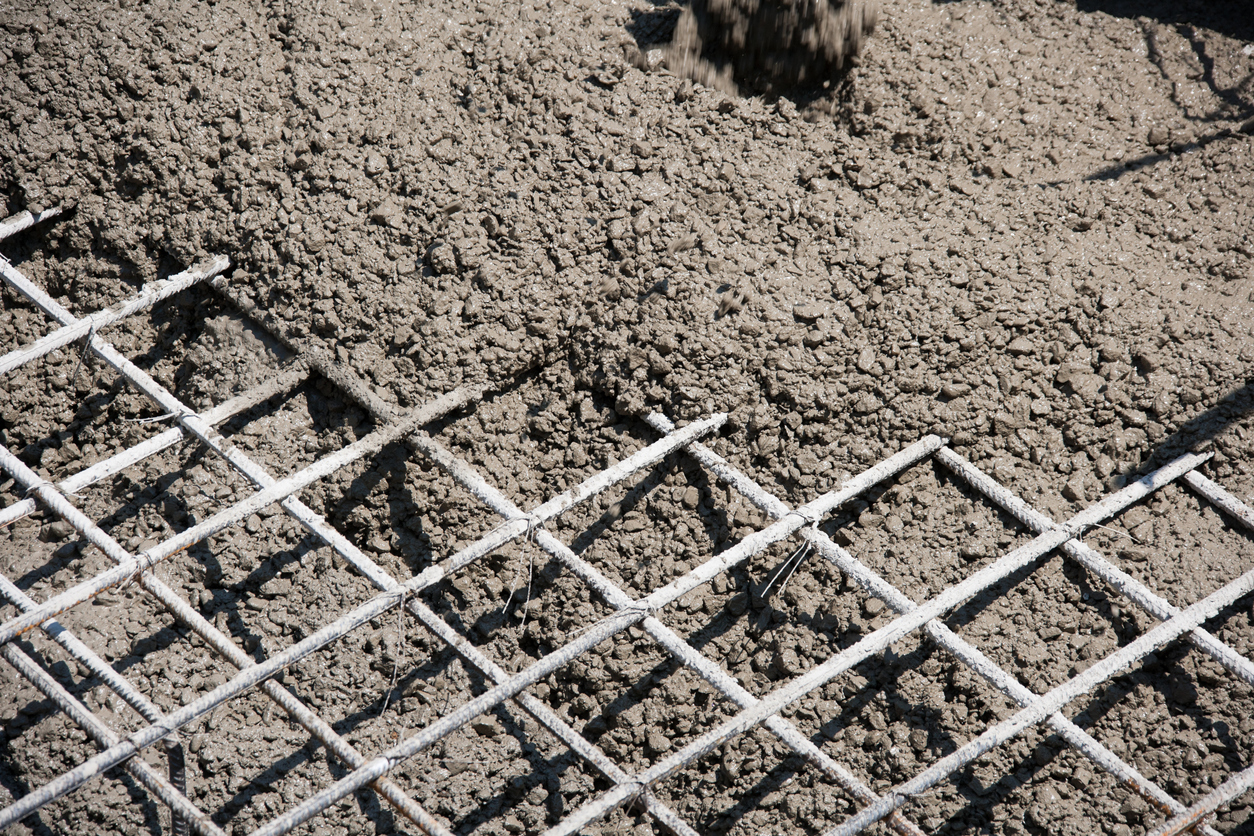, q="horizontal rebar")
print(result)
[6,221,695,835]
[826,563,1254,836]
[0,255,228,376]
[0,414,724,830]
[63,321,685,835]
[0,357,310,530]
[0,254,474,832]
[4,230,1244,836]
[1,569,204,836]
[0,639,223,836]
[403,592,701,836]
[543,450,1210,836]
[0,294,472,834]
[306,354,911,835]
[0,206,63,242]
[0,247,473,831]
[0,258,468,633]
[248,433,941,836]
[181,344,702,836]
